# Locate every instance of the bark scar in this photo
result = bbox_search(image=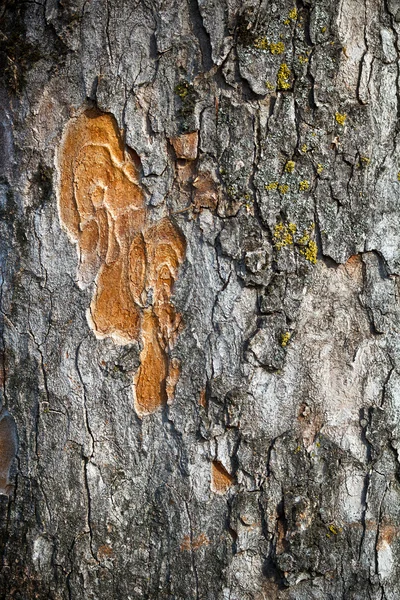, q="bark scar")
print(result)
[57,108,186,417]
